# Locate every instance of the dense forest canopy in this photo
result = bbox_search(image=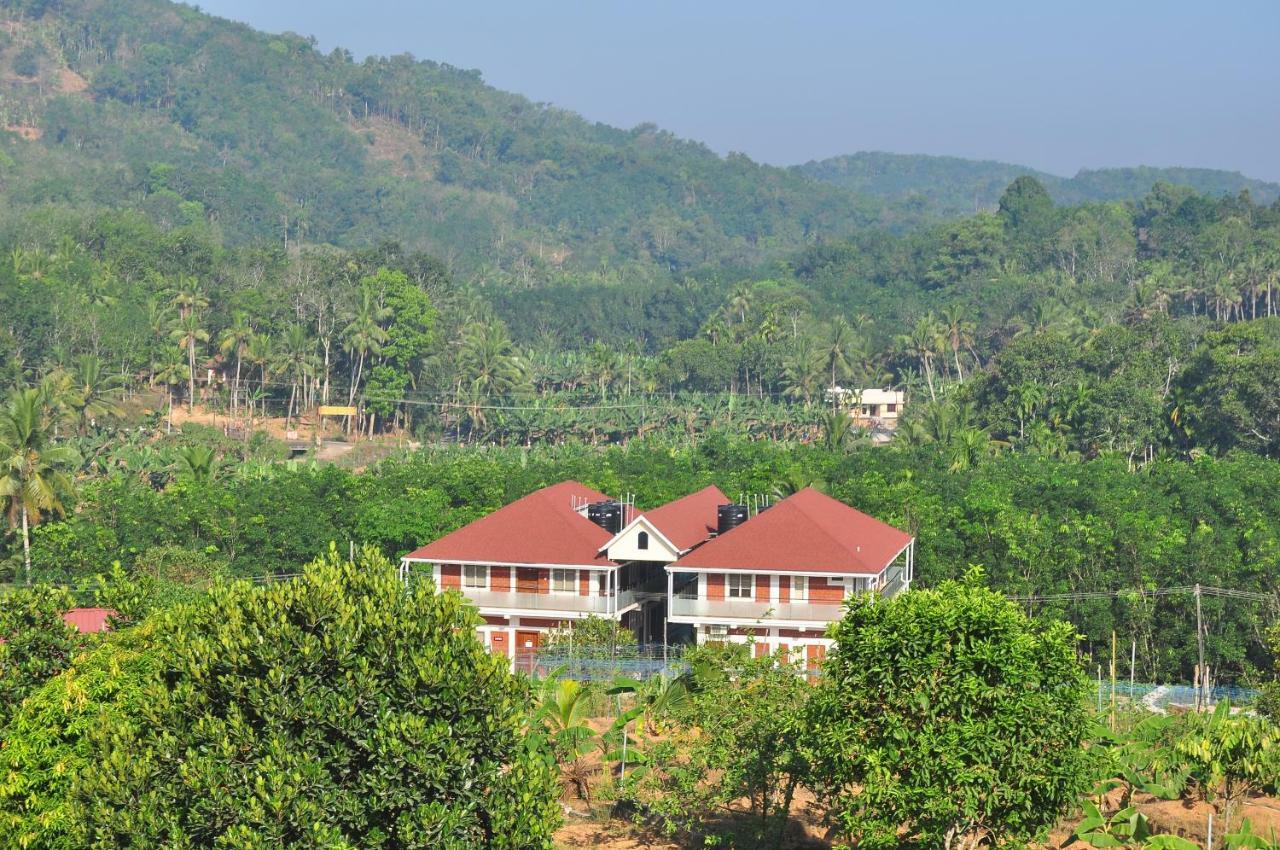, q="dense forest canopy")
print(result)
[798,151,1280,217]
[0,0,914,285]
